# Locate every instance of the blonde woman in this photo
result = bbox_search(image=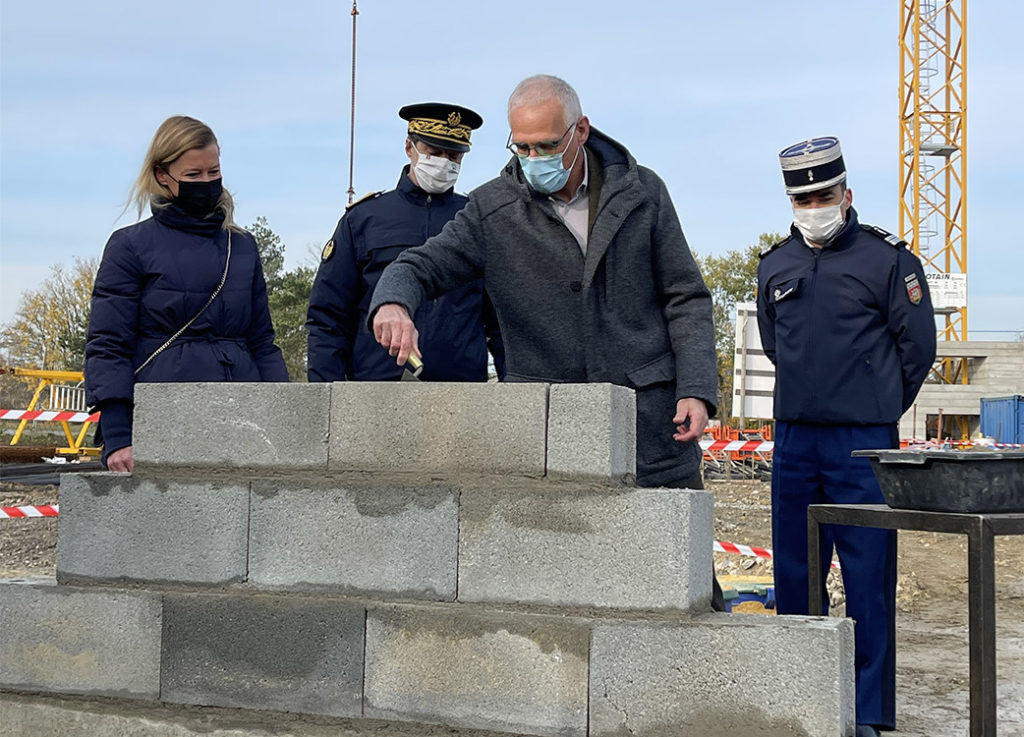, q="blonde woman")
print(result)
[85,115,287,472]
